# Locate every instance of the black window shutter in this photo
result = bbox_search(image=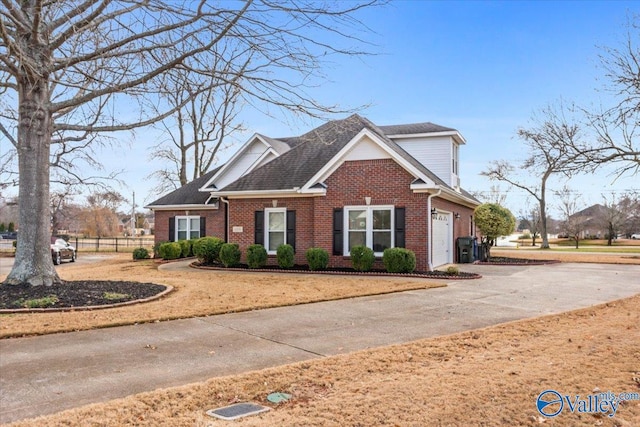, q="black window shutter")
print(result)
[395,207,405,248]
[333,208,343,255]
[168,217,175,242]
[254,211,264,245]
[286,210,296,252]
[199,217,206,237]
